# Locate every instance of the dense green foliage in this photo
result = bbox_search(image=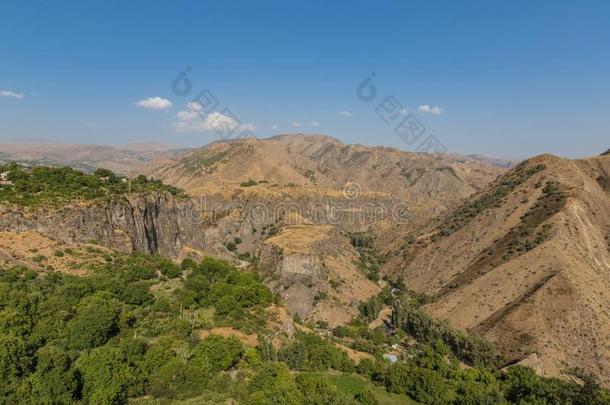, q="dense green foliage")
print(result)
[337,288,610,405]
[0,254,275,403]
[277,332,356,372]
[396,302,499,368]
[354,339,610,405]
[358,288,393,323]
[0,163,187,206]
[1,249,609,404]
[349,231,385,281]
